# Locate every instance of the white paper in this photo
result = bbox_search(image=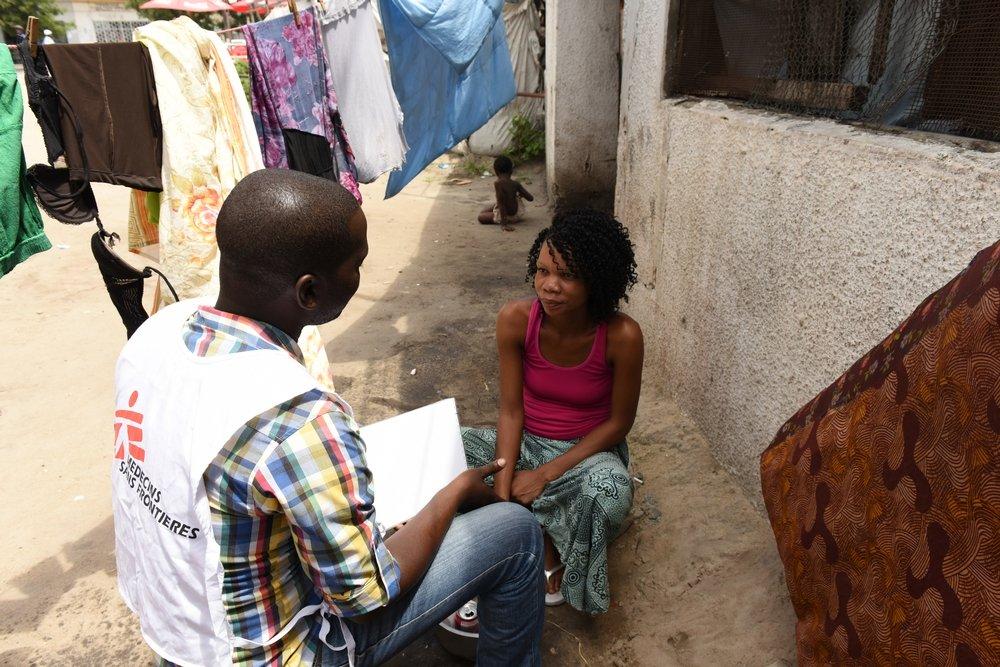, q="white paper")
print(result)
[360,398,468,529]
